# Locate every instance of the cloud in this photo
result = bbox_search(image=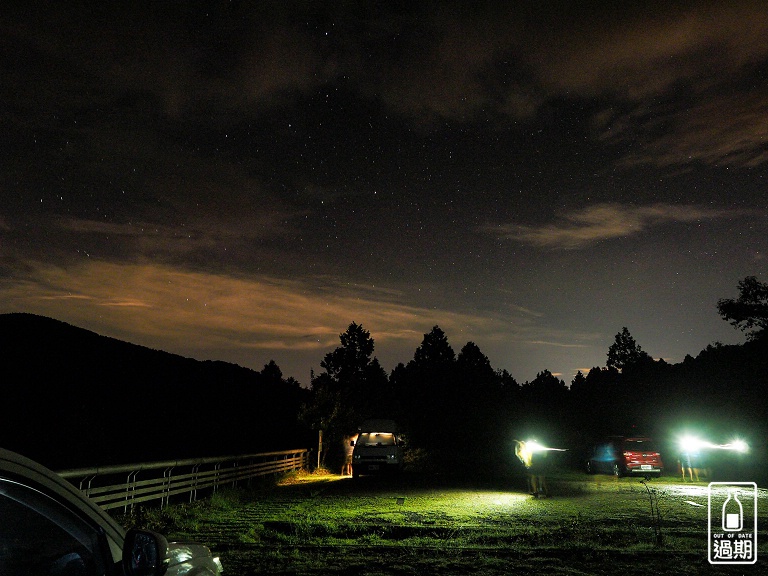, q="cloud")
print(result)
[349,2,768,164]
[527,2,768,168]
[56,209,294,259]
[0,259,513,351]
[484,203,746,249]
[98,299,153,308]
[527,340,589,349]
[0,259,603,379]
[600,91,768,168]
[533,3,768,100]
[8,1,768,167]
